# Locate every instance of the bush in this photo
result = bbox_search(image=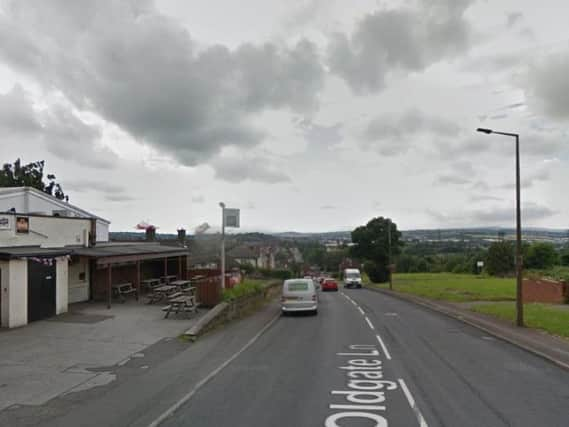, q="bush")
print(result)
[525,242,559,270]
[255,268,292,280]
[486,241,515,276]
[222,281,264,301]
